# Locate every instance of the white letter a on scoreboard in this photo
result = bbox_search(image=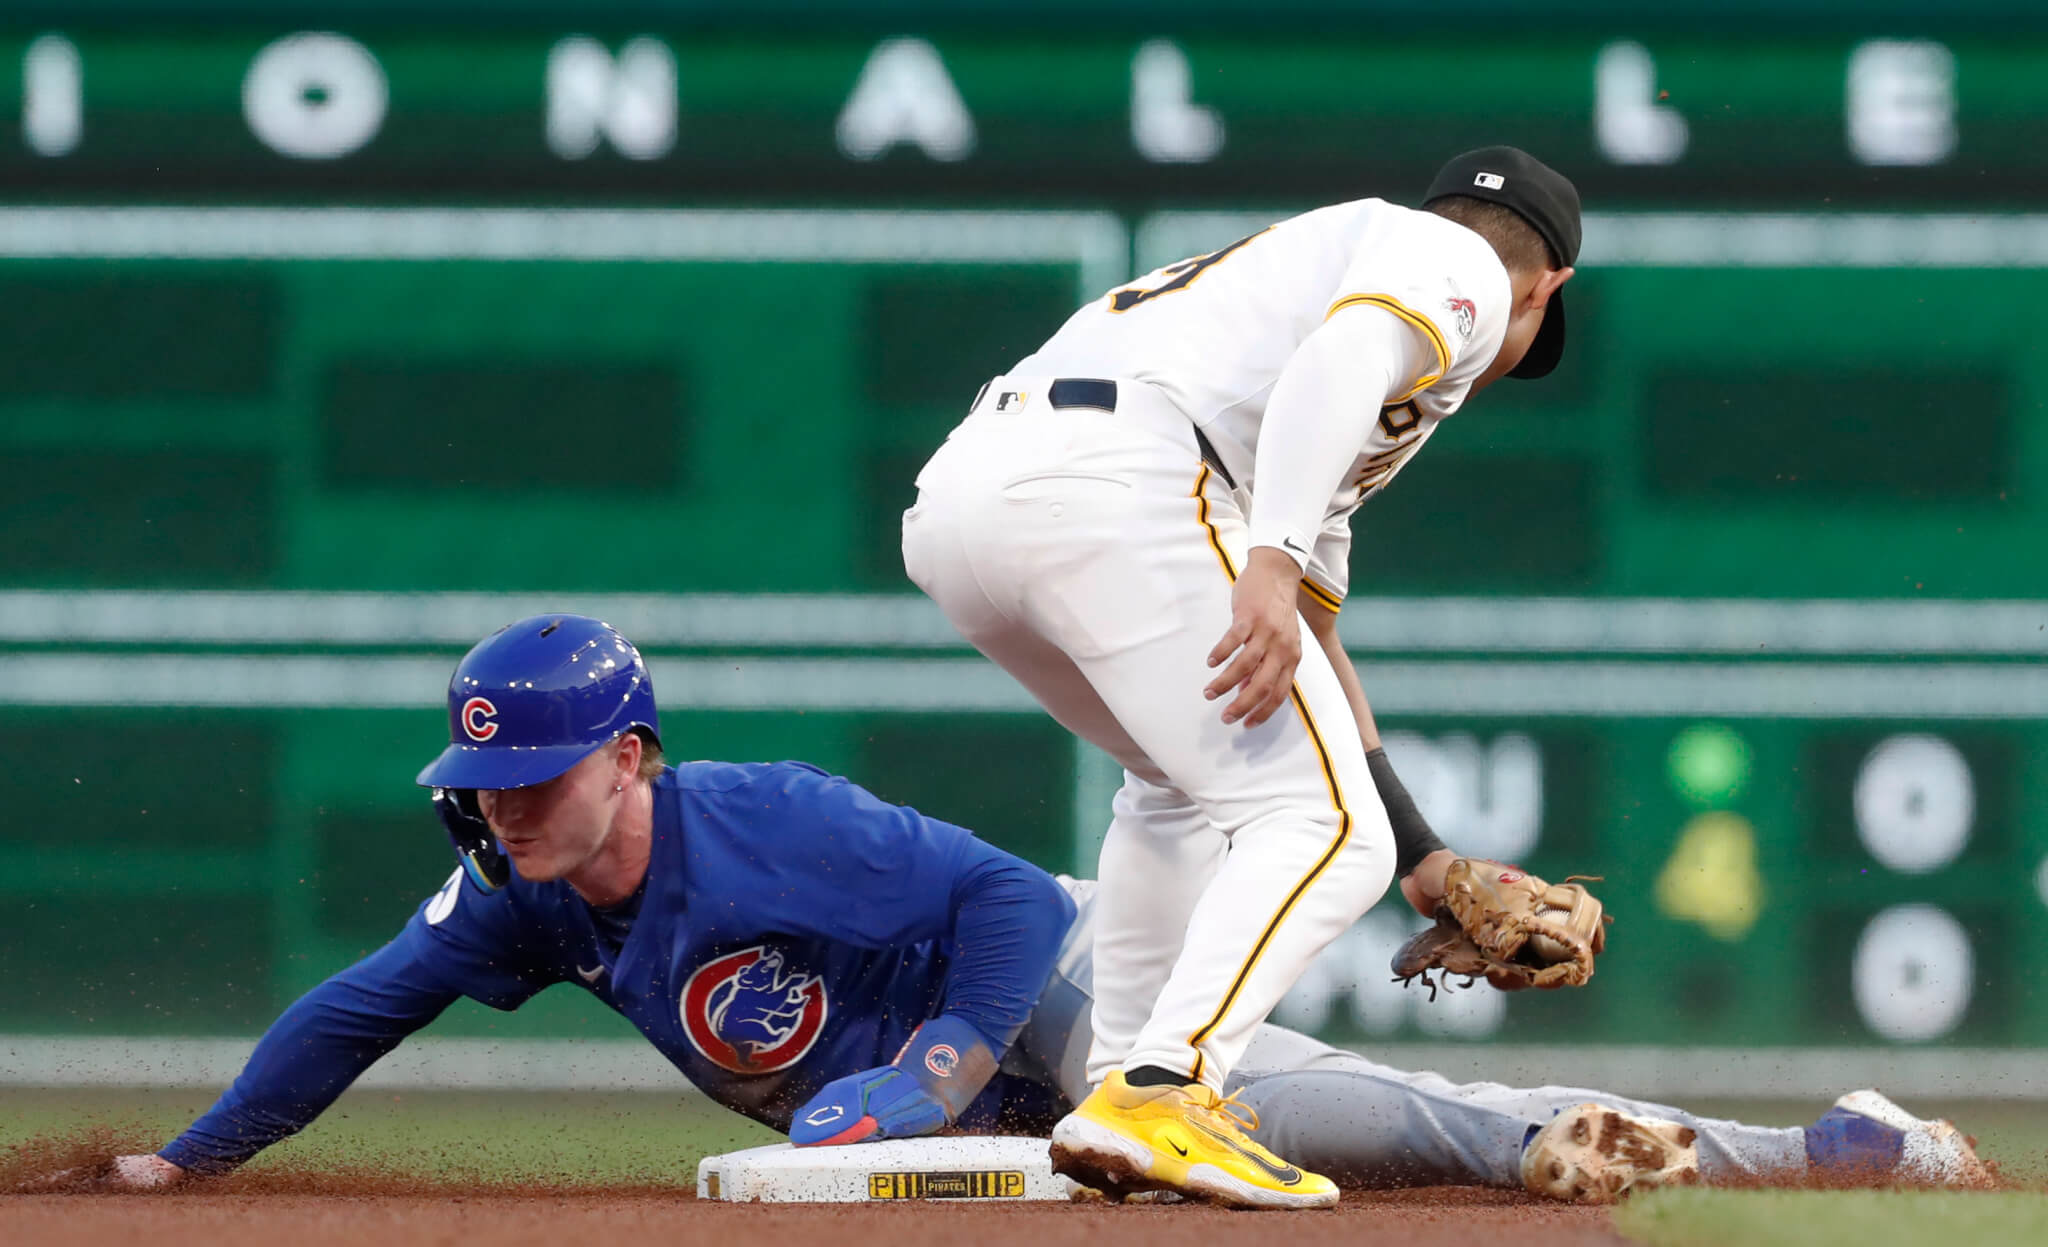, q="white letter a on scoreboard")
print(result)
[836,38,976,162]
